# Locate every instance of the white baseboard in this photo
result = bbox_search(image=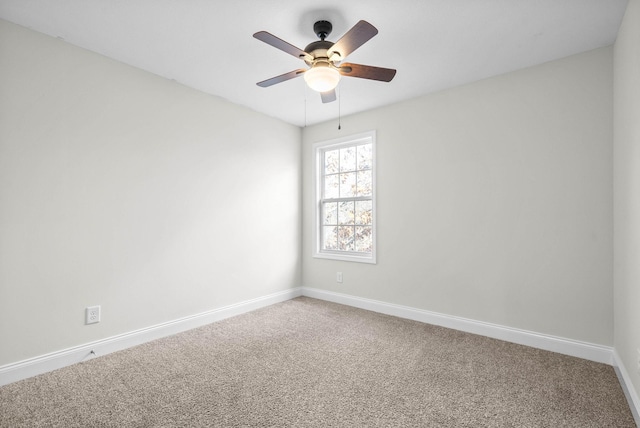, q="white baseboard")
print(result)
[301,287,614,365]
[4,284,637,423]
[305,286,640,422]
[613,350,640,426]
[0,287,302,387]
